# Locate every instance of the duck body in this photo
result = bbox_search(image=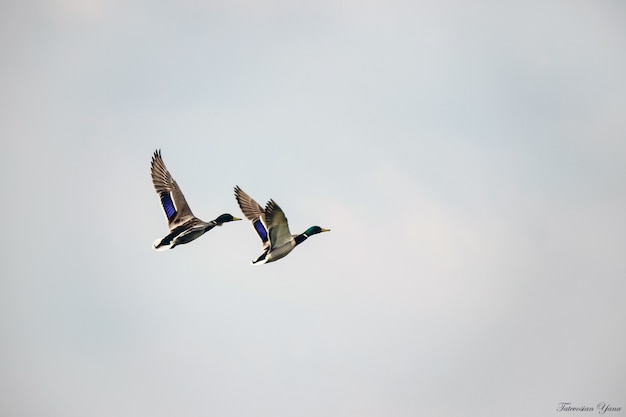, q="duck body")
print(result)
[234,186,329,264]
[152,218,217,251]
[150,150,240,250]
[252,236,294,264]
